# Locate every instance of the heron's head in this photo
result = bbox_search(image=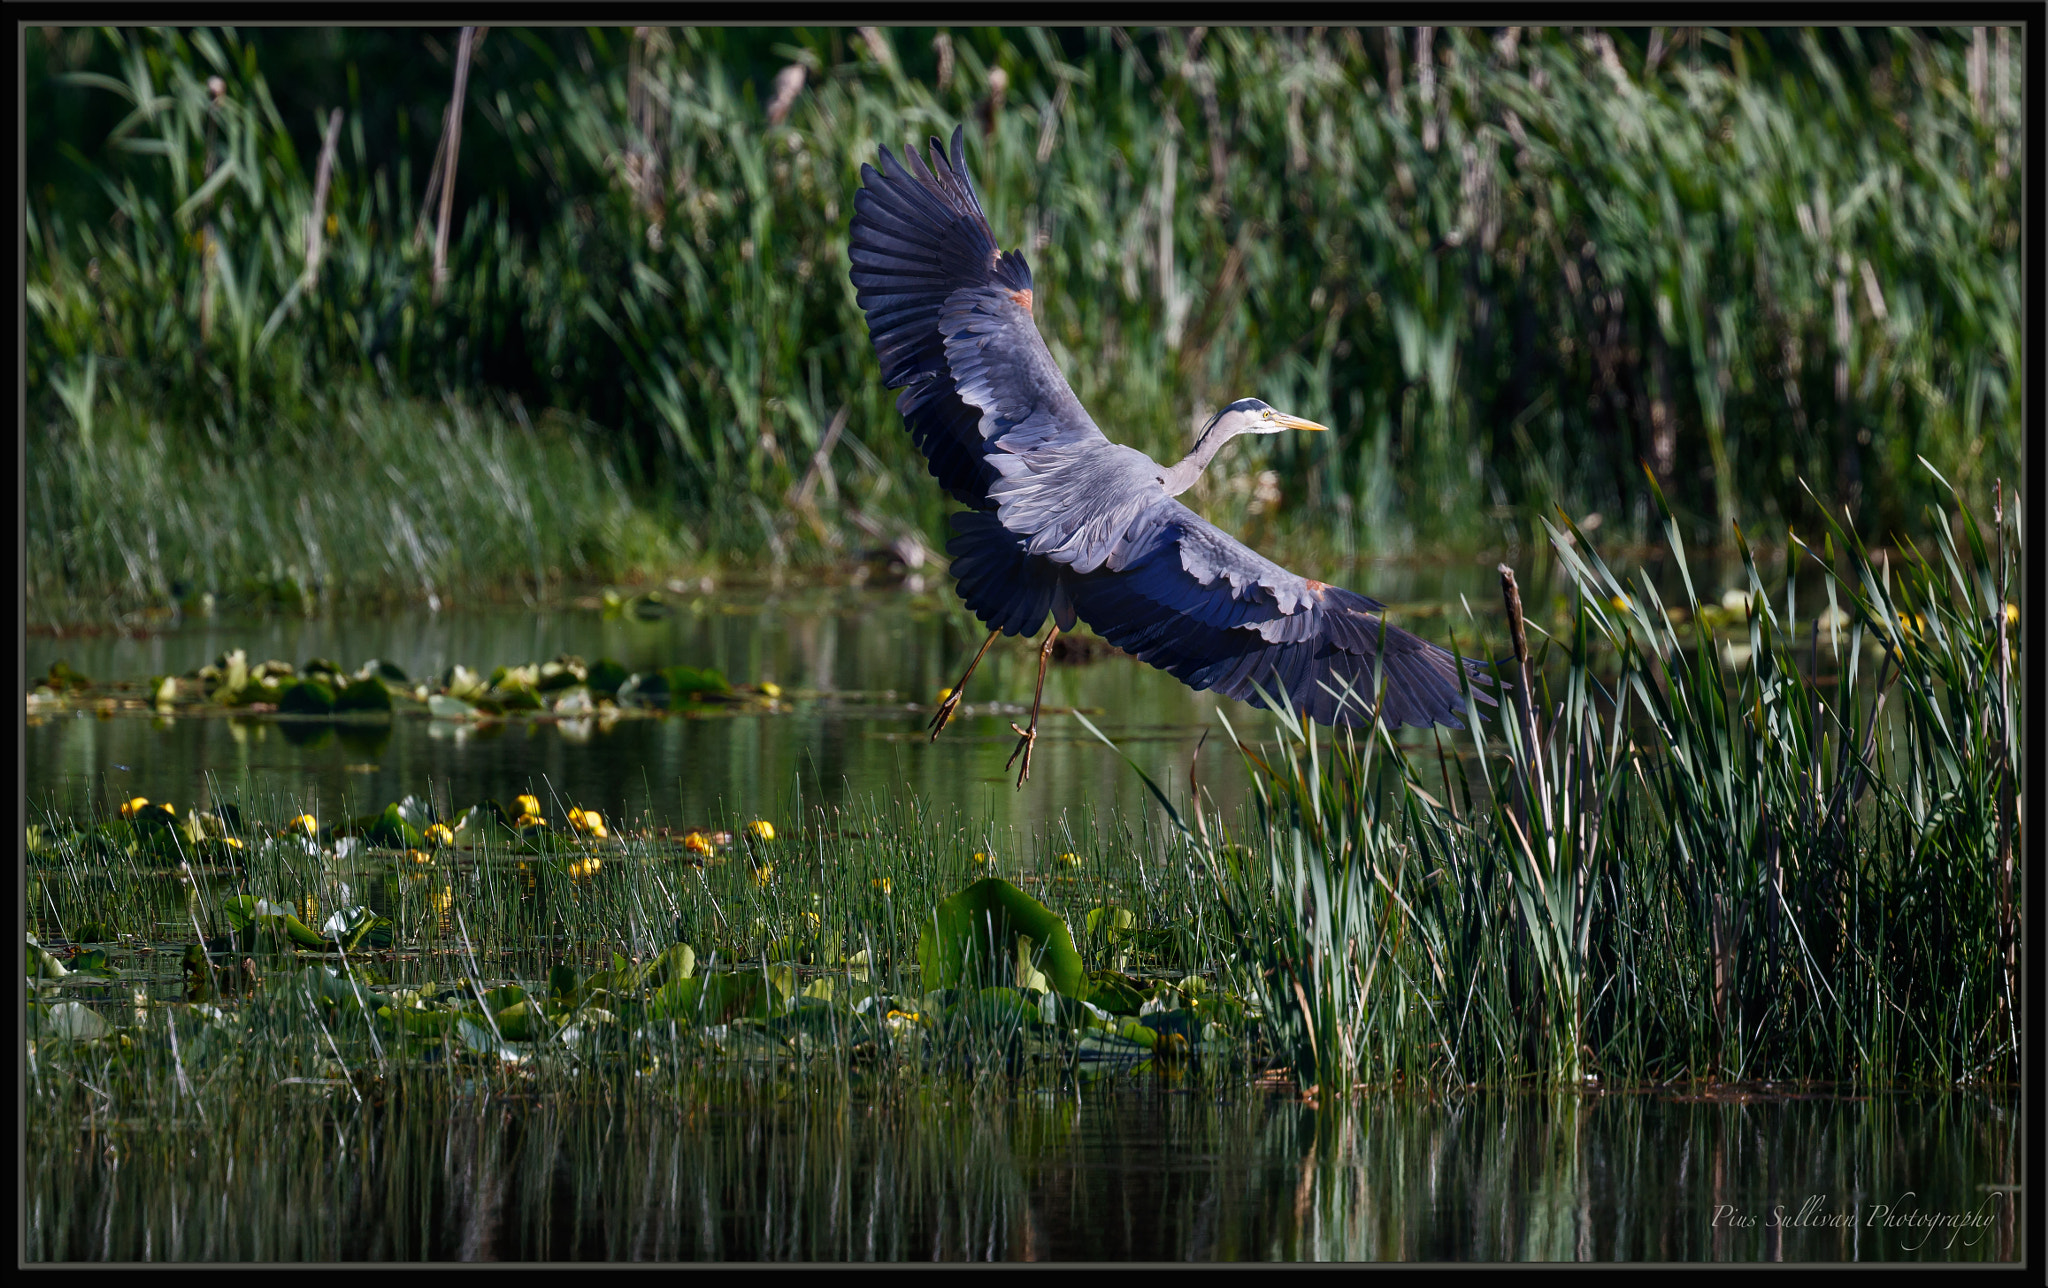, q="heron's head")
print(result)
[1202,398,1331,439]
